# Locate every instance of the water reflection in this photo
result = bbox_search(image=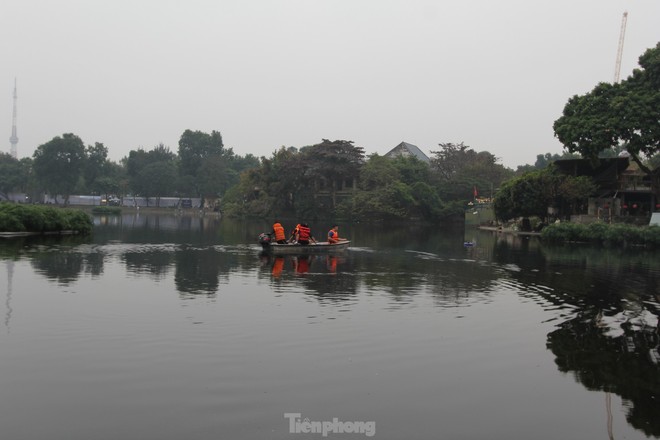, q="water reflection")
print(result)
[482,230,660,437]
[547,309,660,437]
[4,260,13,331]
[1,216,659,437]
